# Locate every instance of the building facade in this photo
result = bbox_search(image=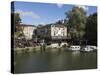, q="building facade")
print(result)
[51,24,67,40]
[36,24,67,42]
[16,24,36,40]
